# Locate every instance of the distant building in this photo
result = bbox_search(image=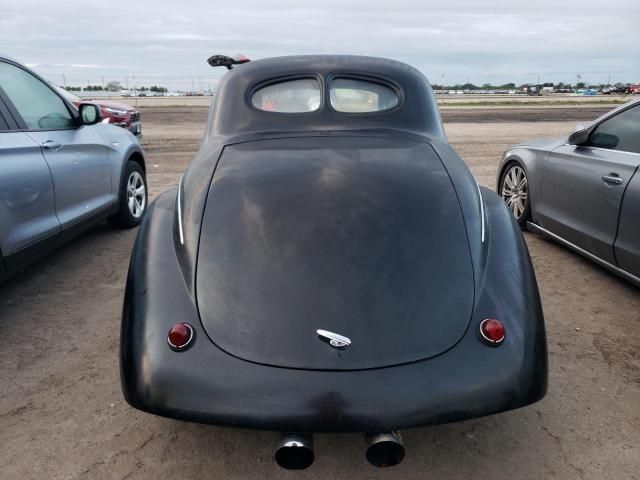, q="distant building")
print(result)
[522,84,541,96]
[522,83,554,96]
